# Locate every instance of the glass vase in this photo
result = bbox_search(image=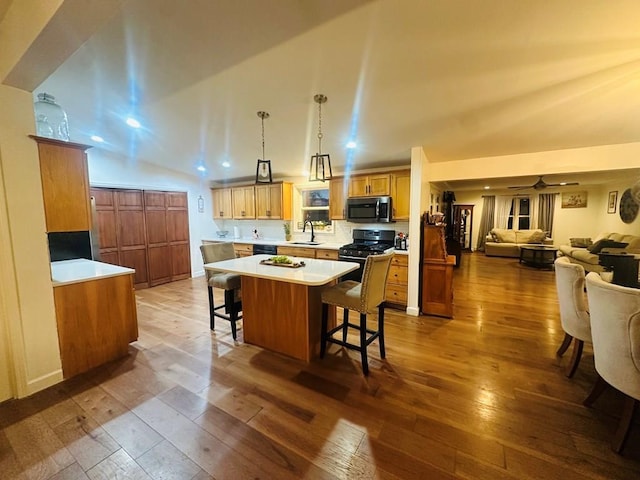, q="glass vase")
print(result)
[34,93,69,141]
